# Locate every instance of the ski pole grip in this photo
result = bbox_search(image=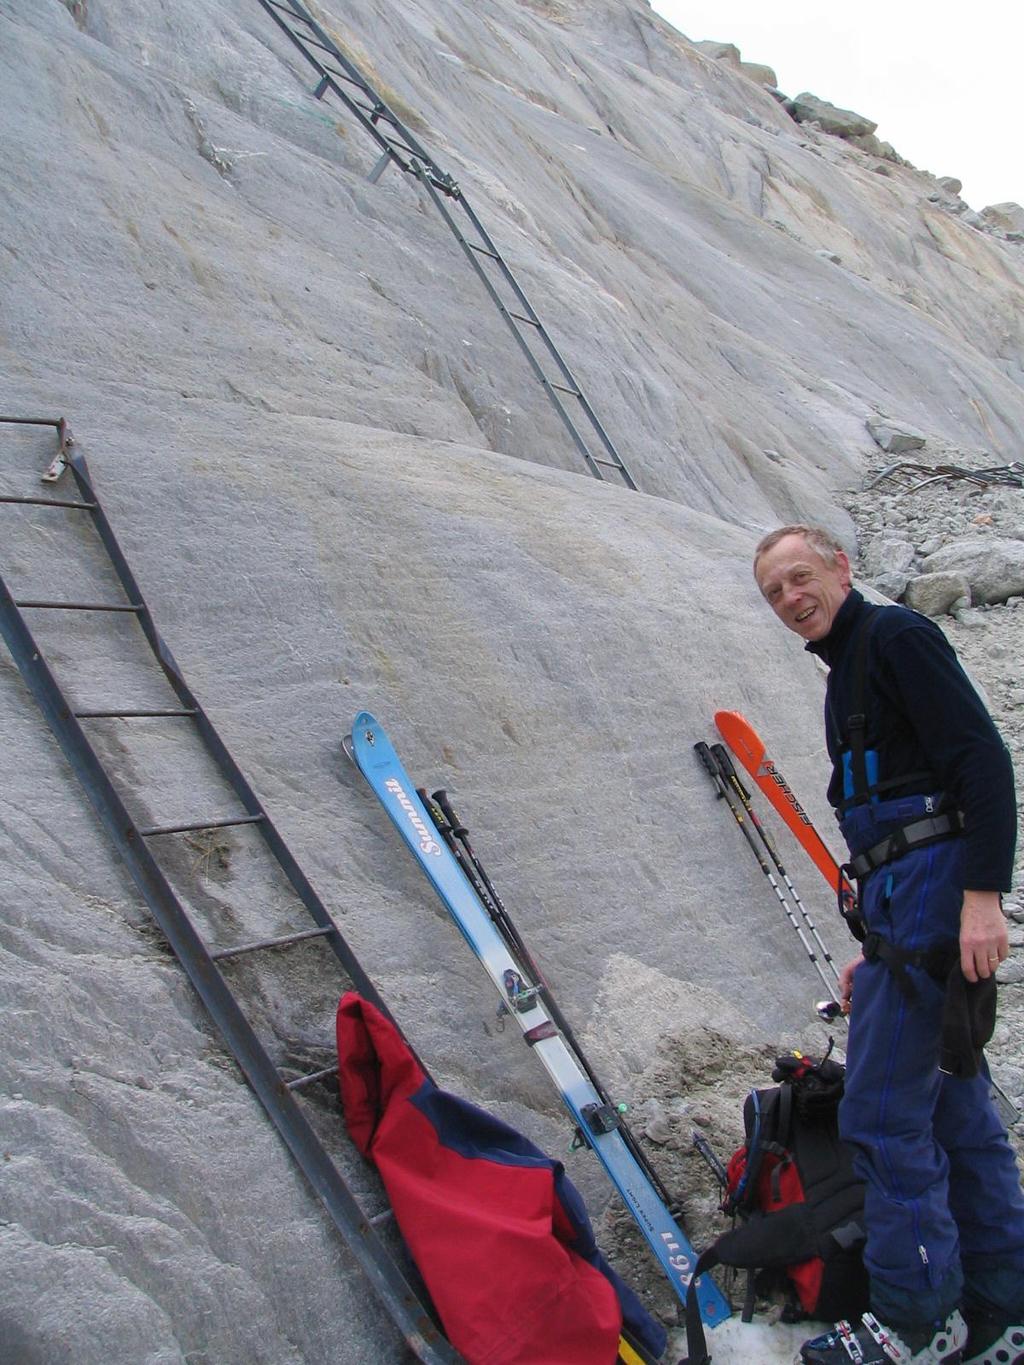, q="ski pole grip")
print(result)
[711,742,752,799]
[415,788,447,833]
[693,741,720,780]
[710,741,738,782]
[430,788,464,835]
